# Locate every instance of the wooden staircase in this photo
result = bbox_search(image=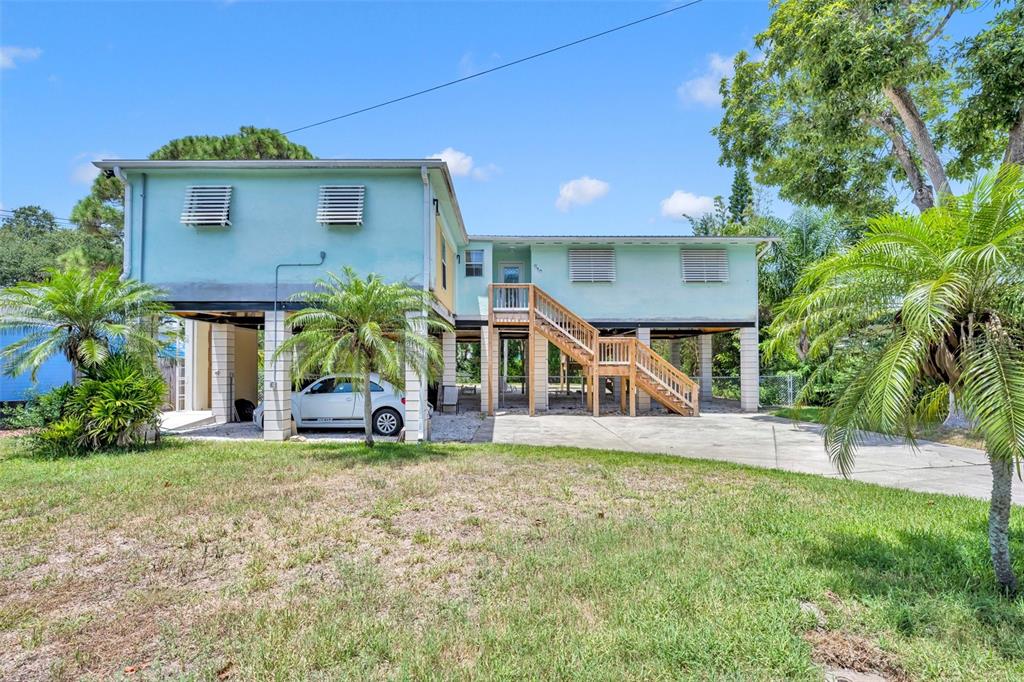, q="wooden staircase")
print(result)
[488,284,700,417]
